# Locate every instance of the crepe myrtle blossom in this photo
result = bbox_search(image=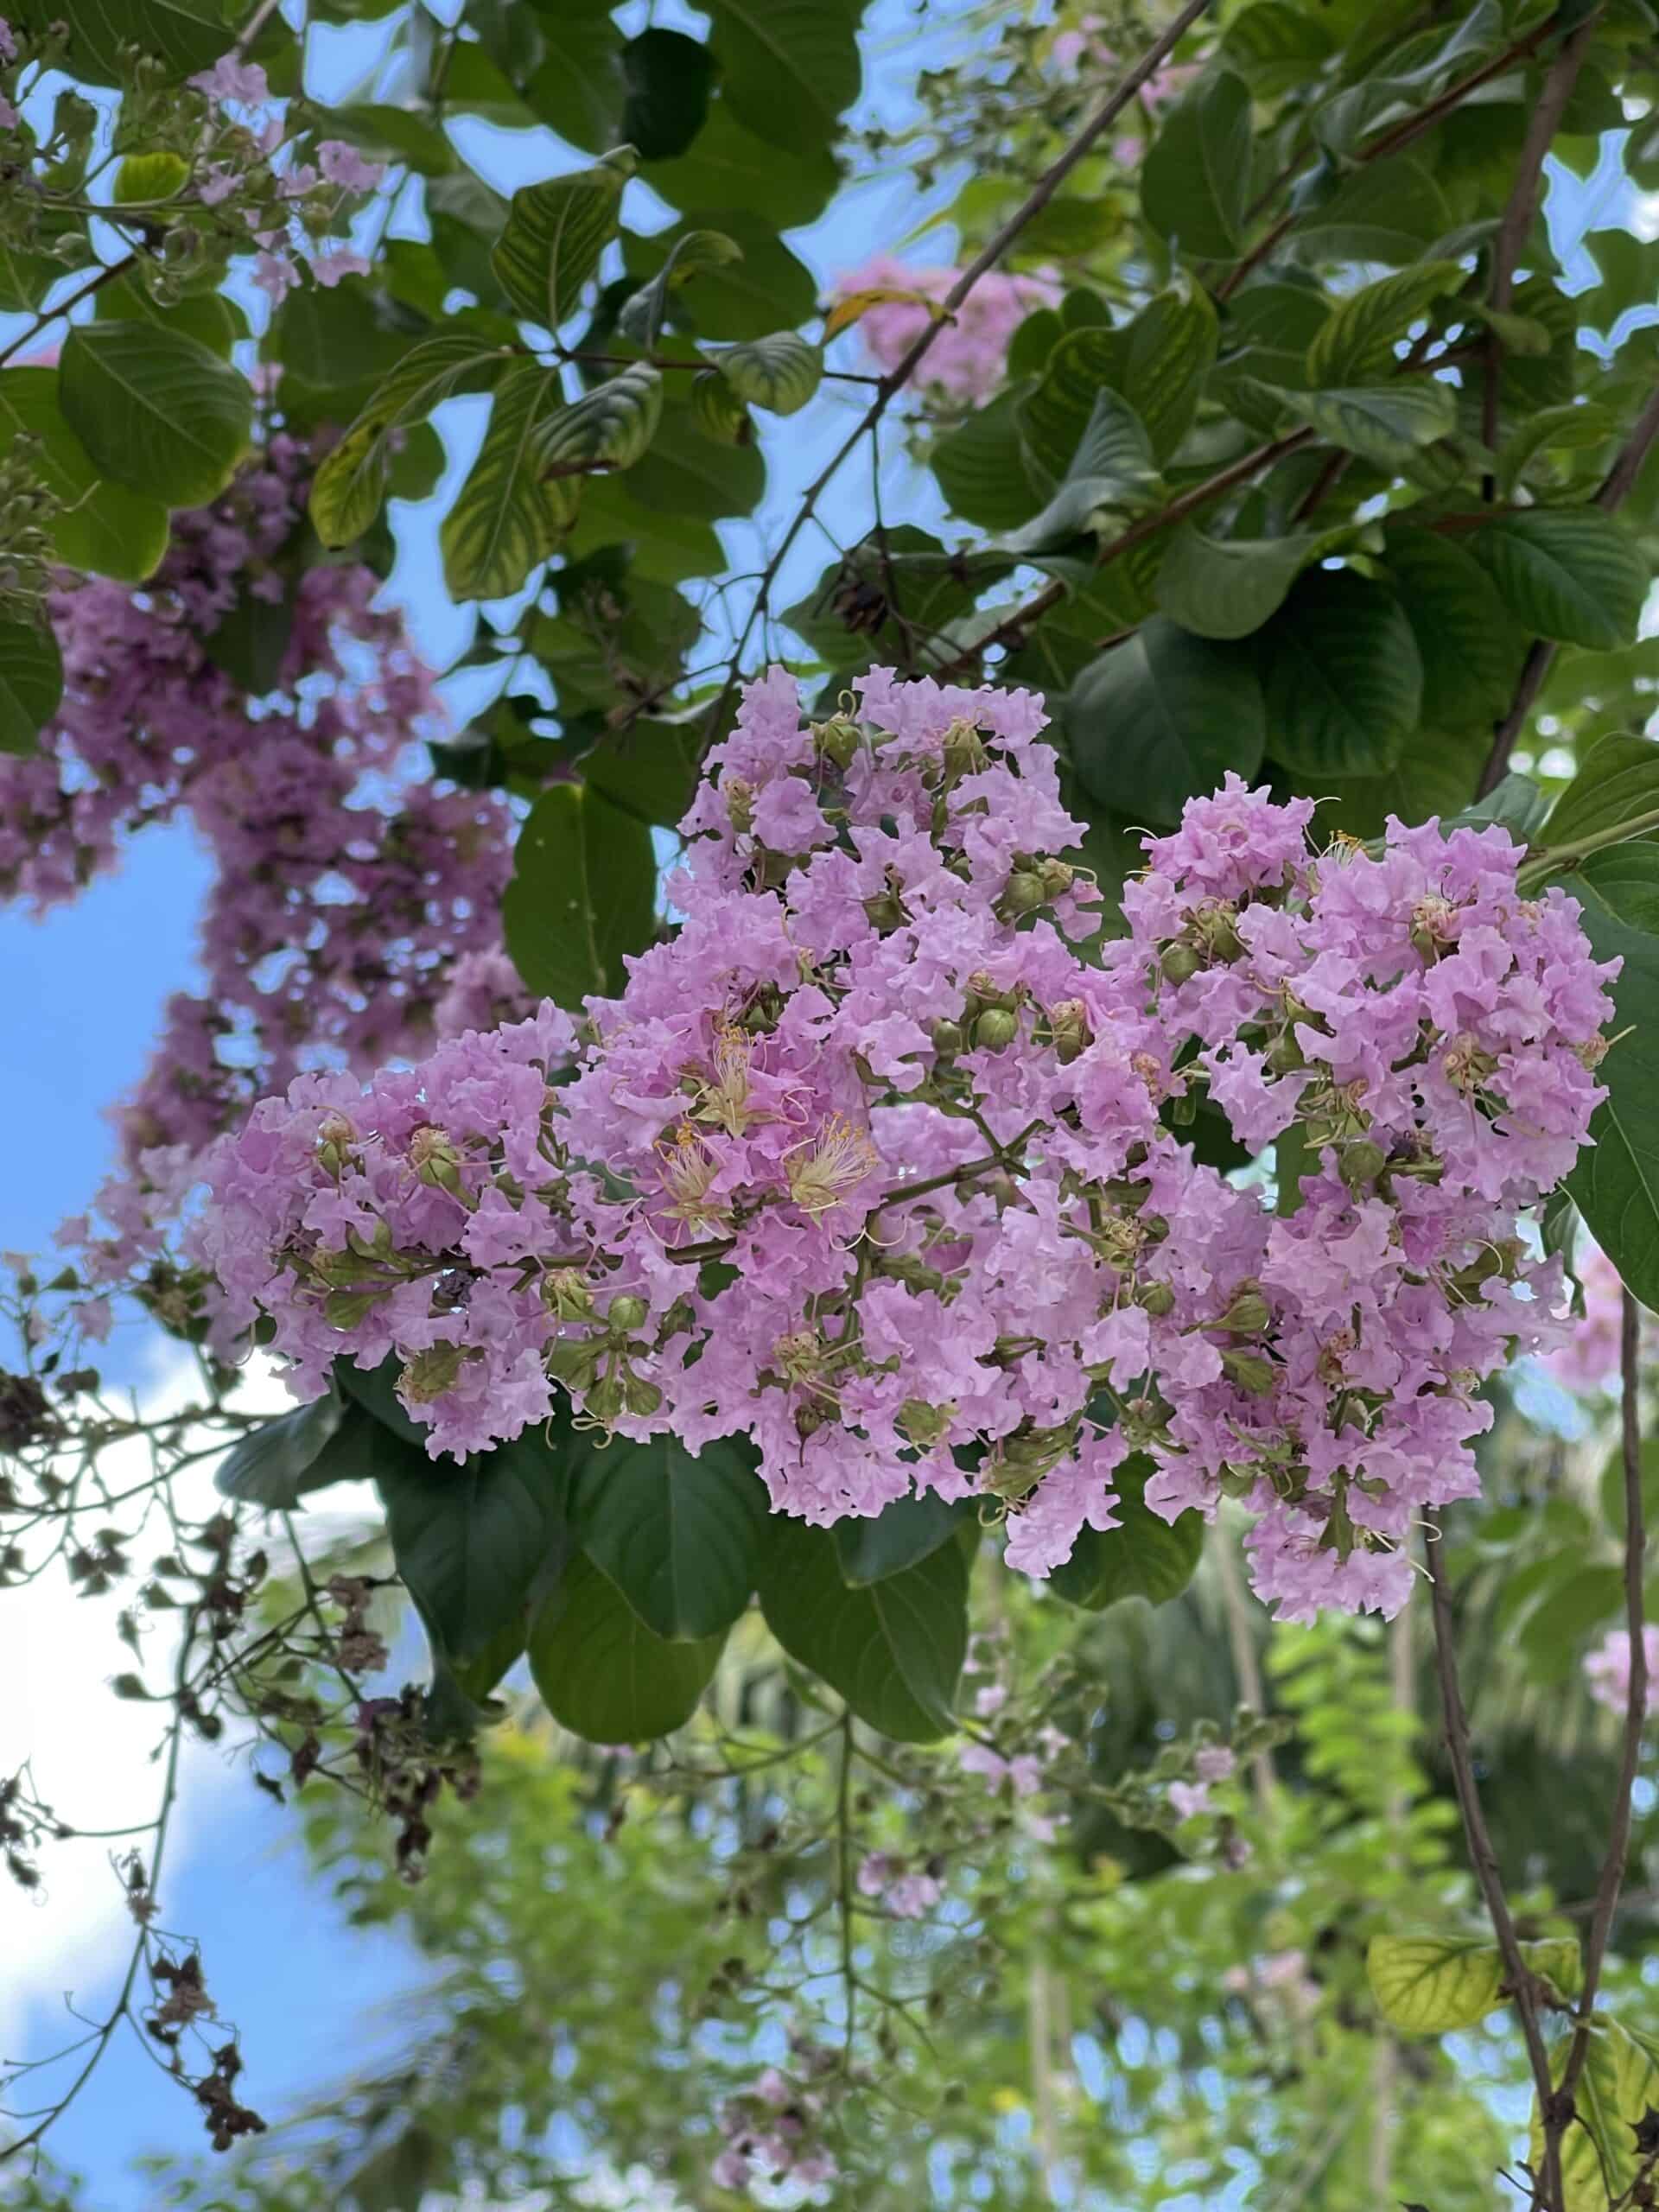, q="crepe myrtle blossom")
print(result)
[1584,1626,1659,1716]
[198,671,1614,1621]
[1541,1242,1652,1396]
[711,2051,840,2195]
[833,251,1058,404]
